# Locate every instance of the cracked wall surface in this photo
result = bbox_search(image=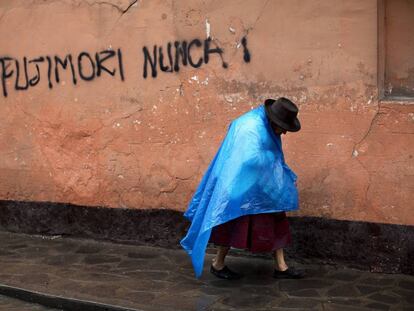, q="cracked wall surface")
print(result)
[0,0,413,226]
